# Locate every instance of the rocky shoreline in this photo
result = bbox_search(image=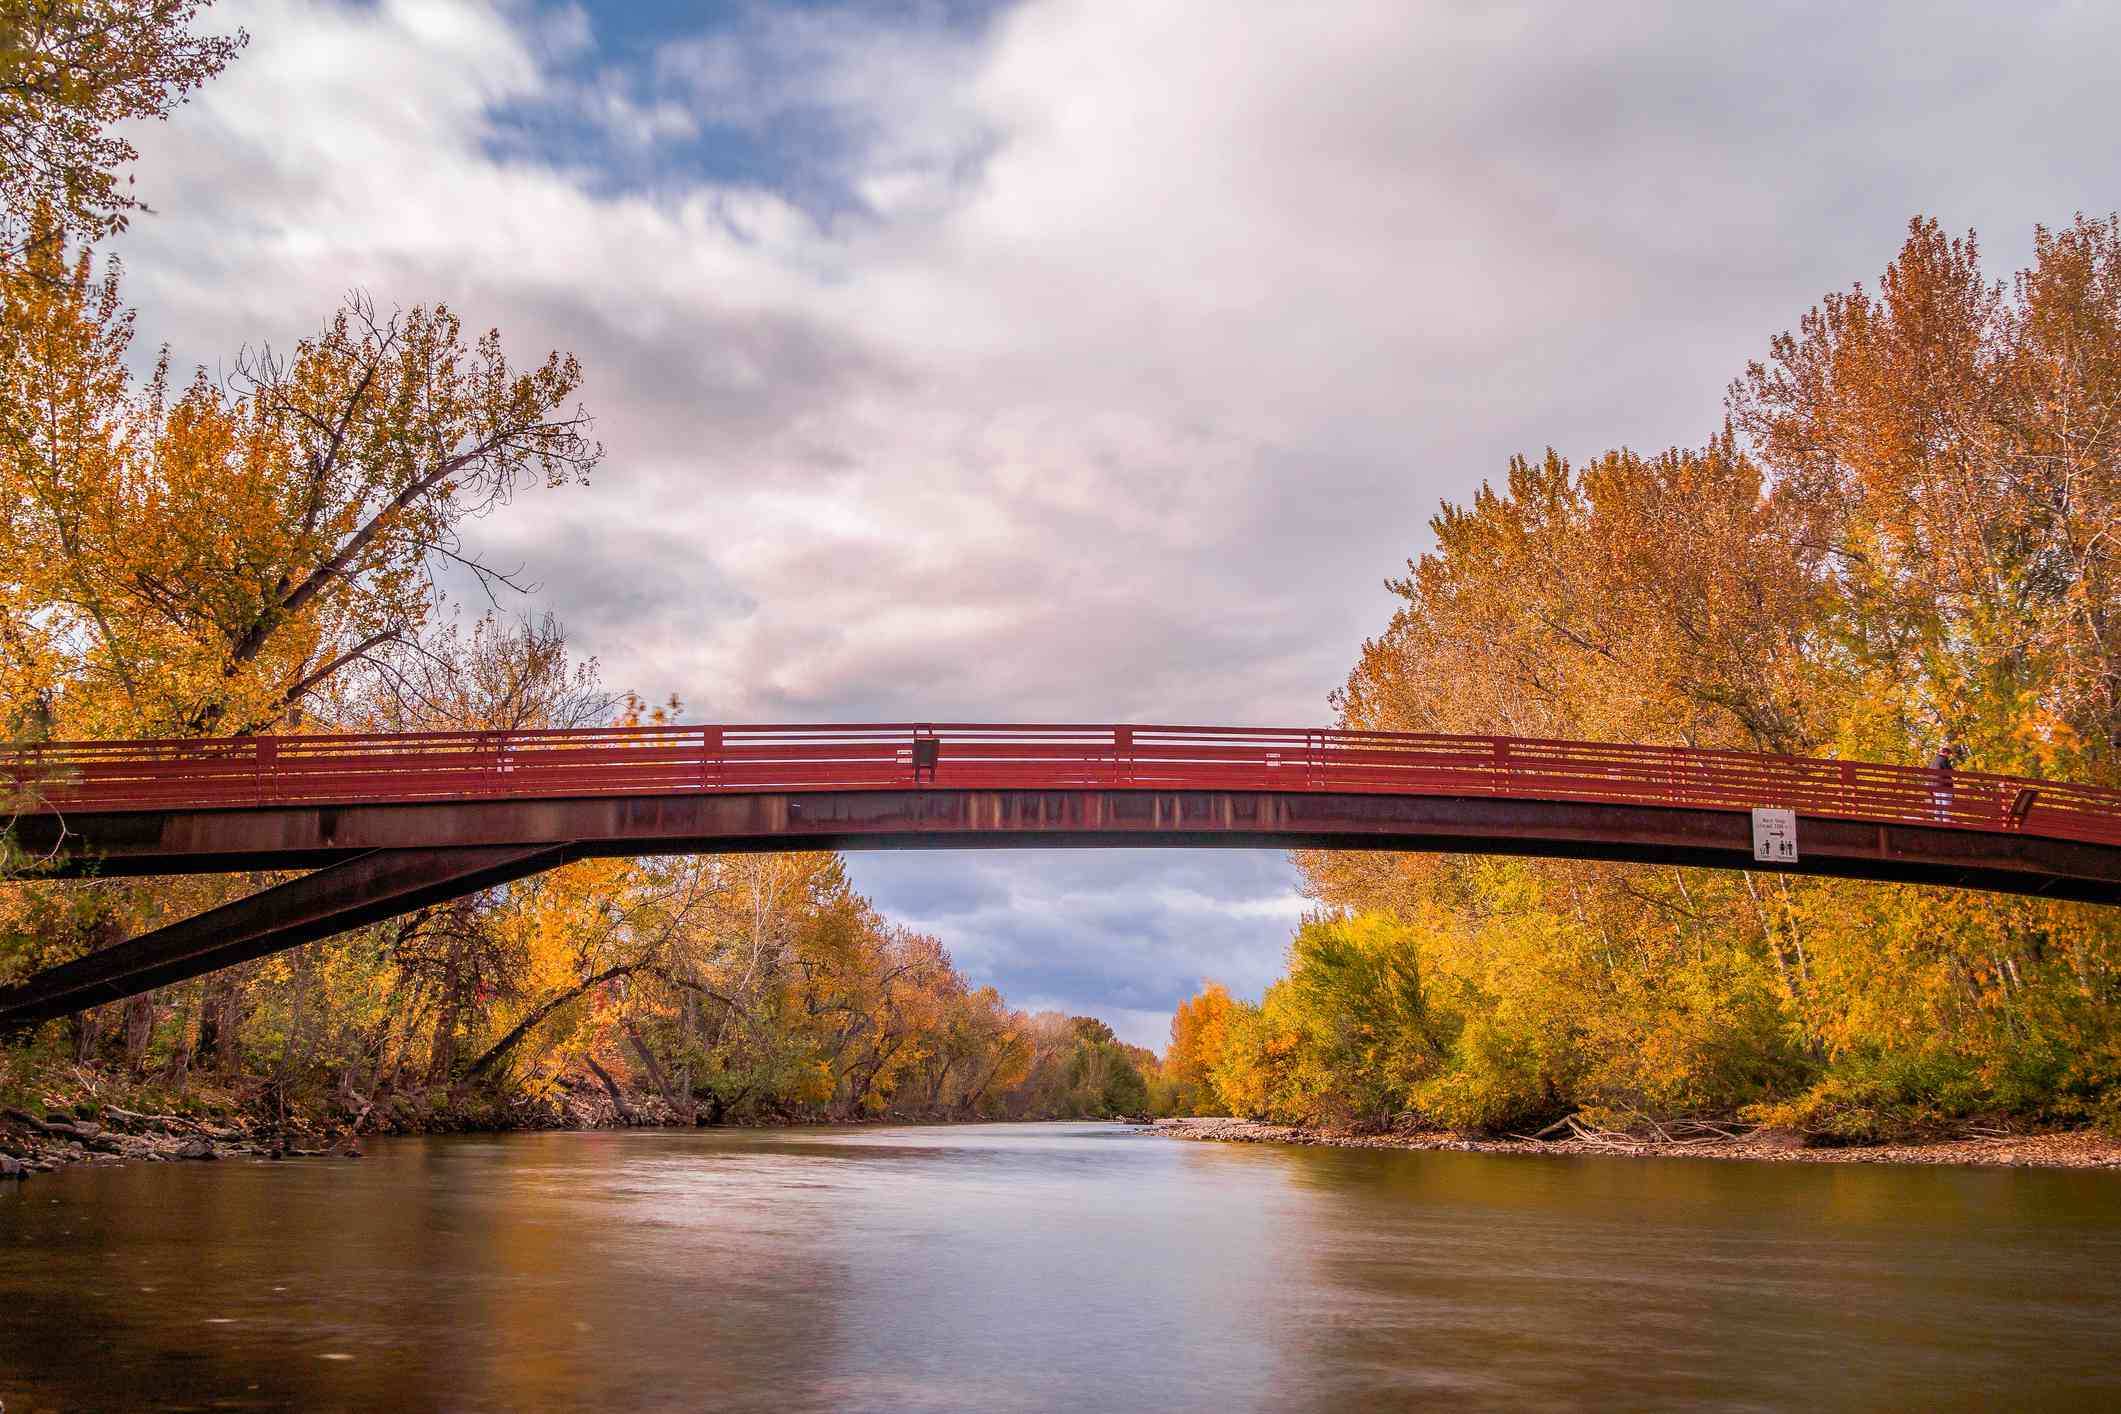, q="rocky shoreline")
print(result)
[0,1104,342,1176]
[0,1064,1049,1181]
[17,1095,2114,1179]
[1147,1116,2121,1169]
[0,1068,713,1182]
